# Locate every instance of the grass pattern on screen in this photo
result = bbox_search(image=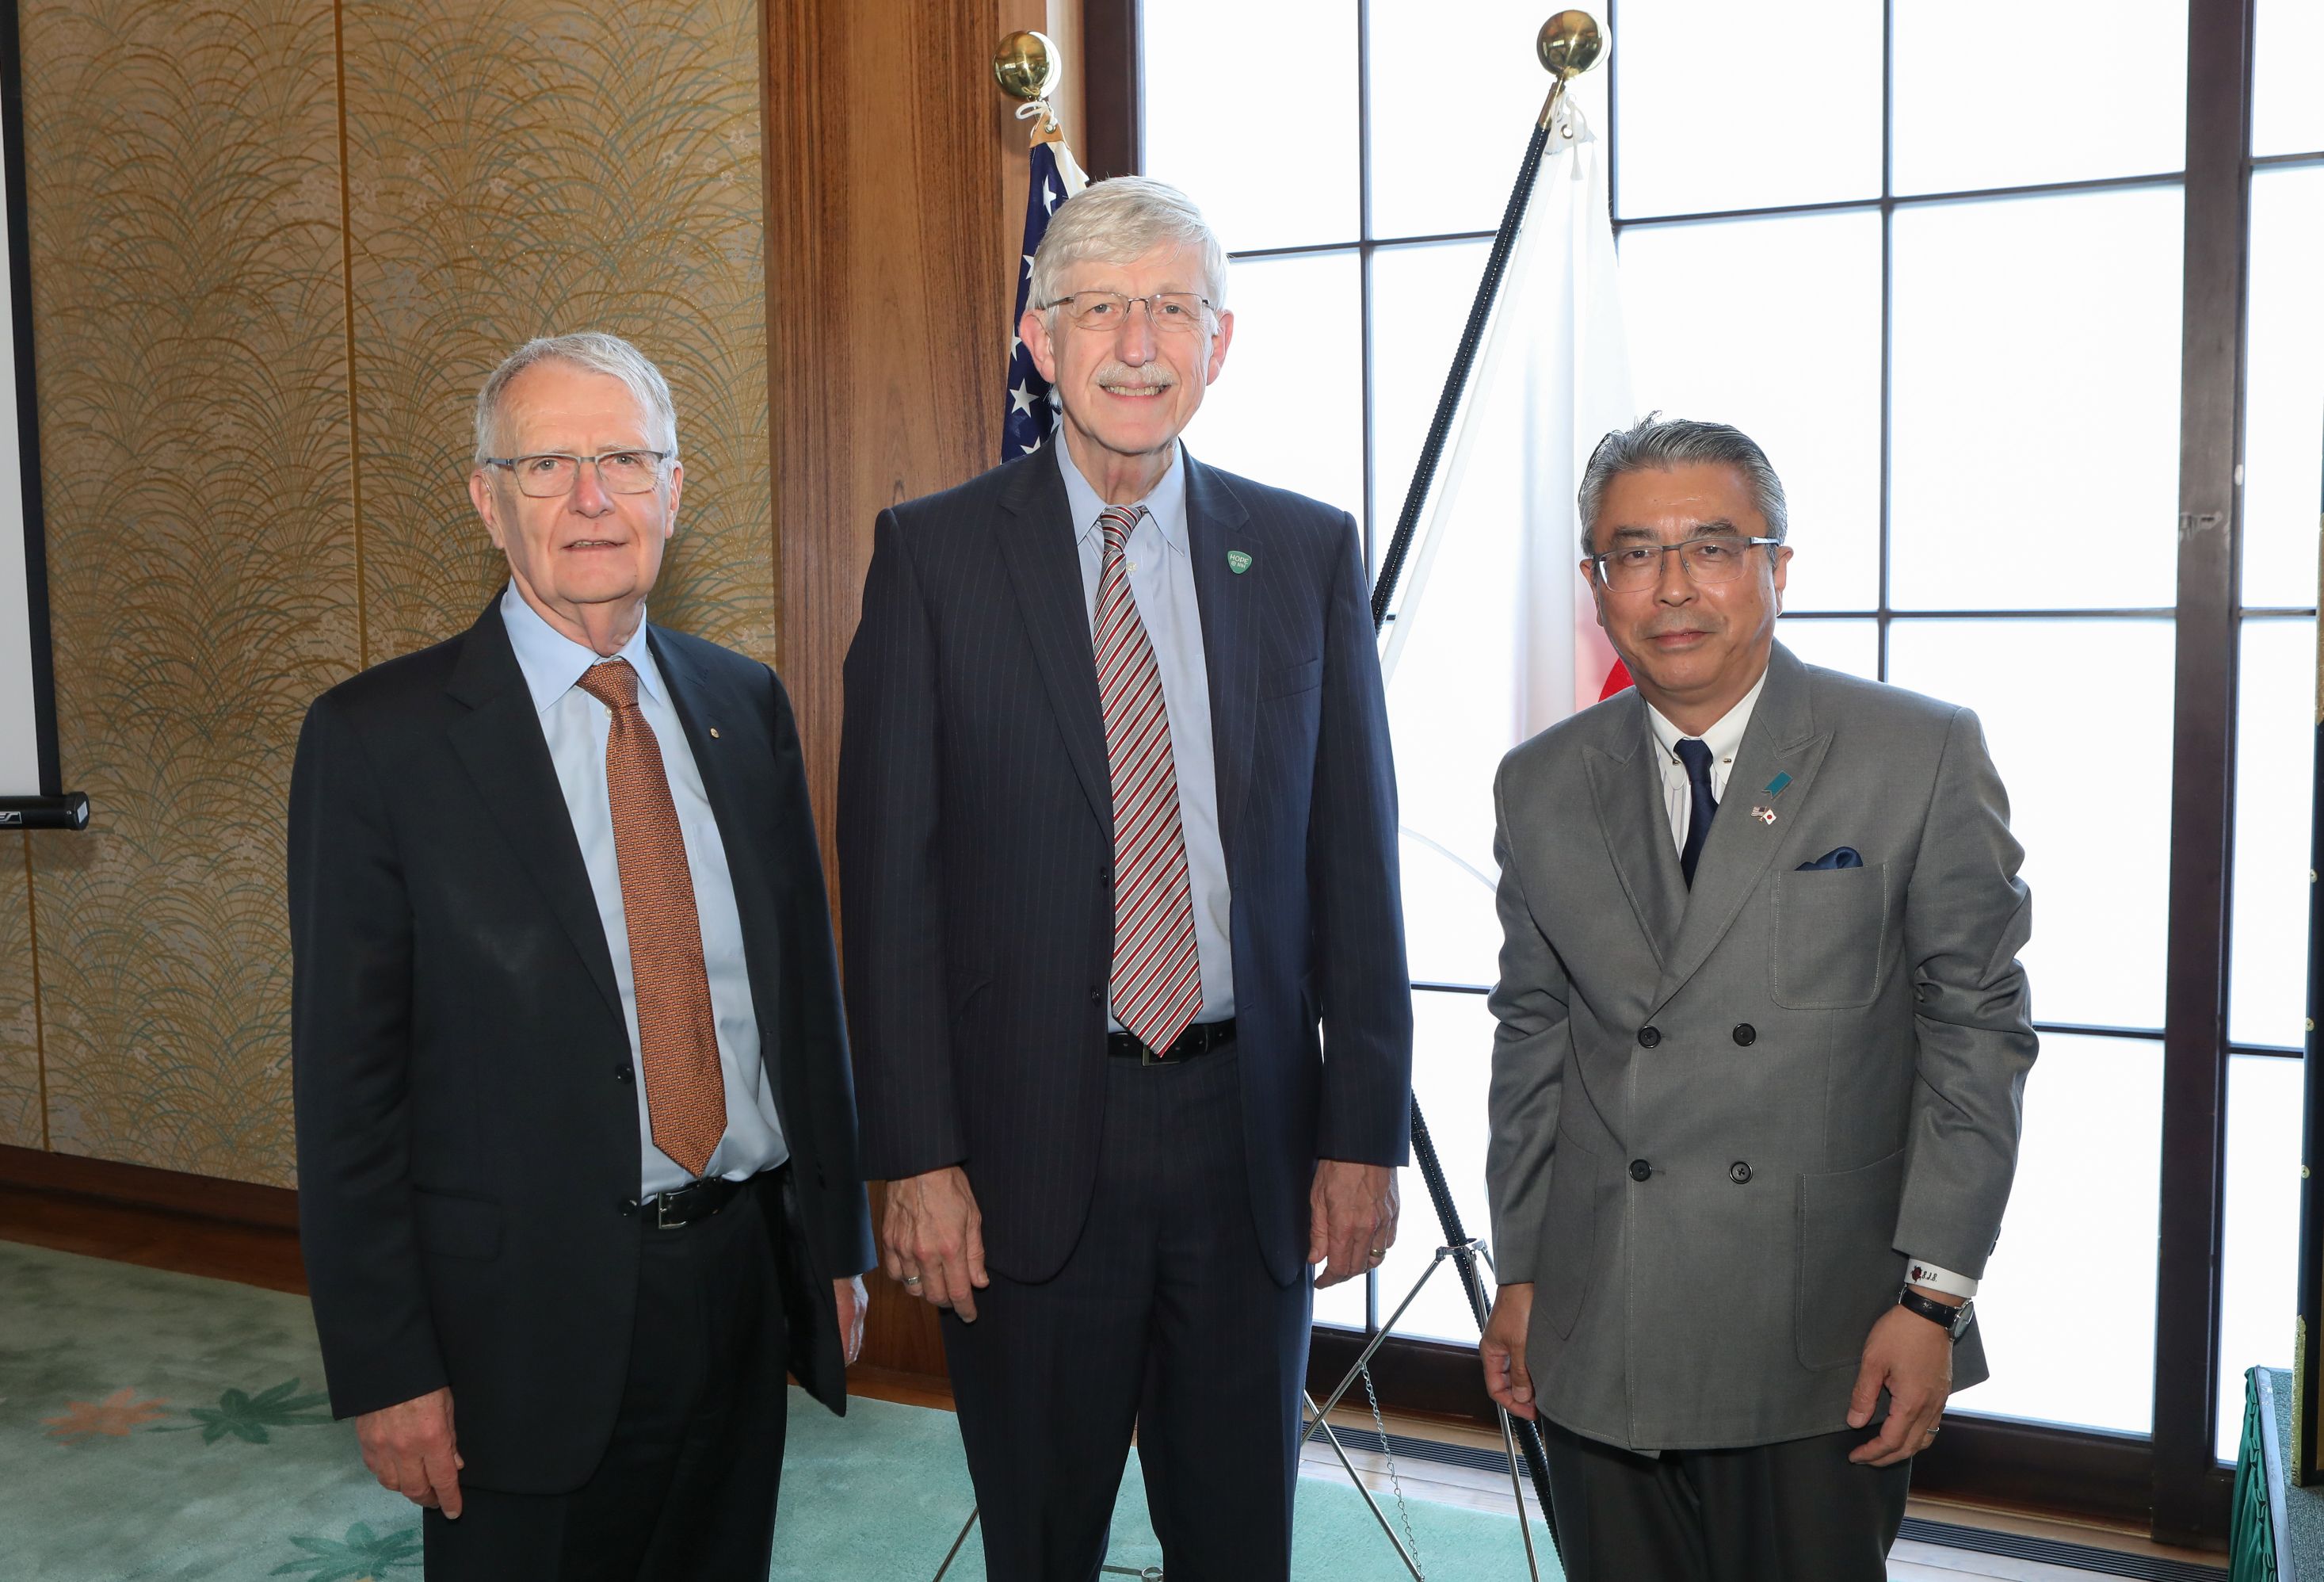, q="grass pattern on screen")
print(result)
[7,0,772,1181]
